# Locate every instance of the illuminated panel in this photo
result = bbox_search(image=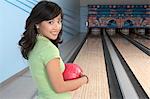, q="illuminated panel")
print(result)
[88,5,150,28]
